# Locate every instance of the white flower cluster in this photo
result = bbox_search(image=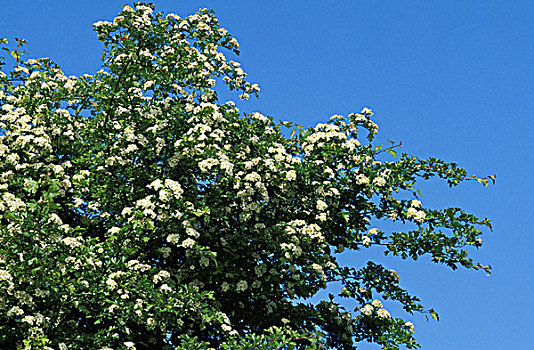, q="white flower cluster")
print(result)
[302,122,348,154]
[147,178,184,199]
[360,301,391,319]
[153,270,170,284]
[0,269,12,281]
[361,235,371,246]
[285,220,325,243]
[127,260,151,272]
[406,199,426,223]
[62,236,83,249]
